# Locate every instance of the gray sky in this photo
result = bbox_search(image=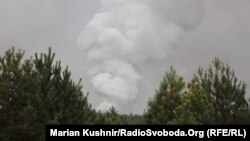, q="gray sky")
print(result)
[0,0,249,113]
